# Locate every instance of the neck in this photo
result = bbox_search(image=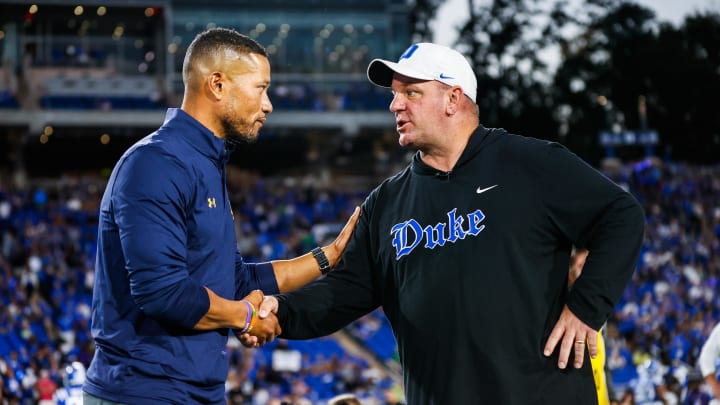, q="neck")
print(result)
[420,123,477,172]
[420,147,464,173]
[181,97,224,140]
